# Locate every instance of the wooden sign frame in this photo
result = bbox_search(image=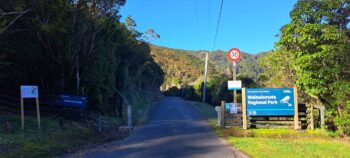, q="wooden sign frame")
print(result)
[20,85,41,130]
[241,87,299,130]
